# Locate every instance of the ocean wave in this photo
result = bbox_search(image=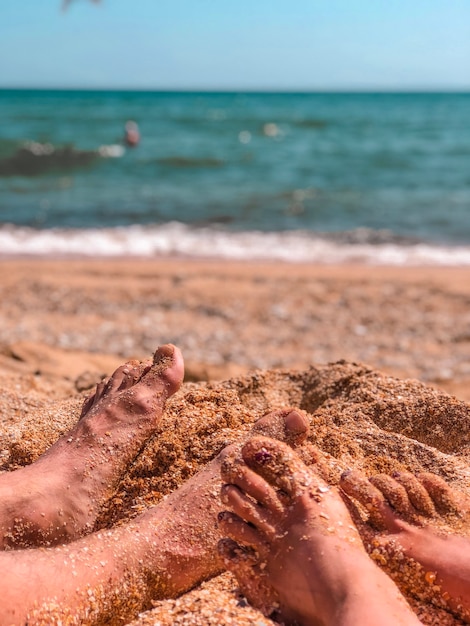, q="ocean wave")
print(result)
[1,222,470,265]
